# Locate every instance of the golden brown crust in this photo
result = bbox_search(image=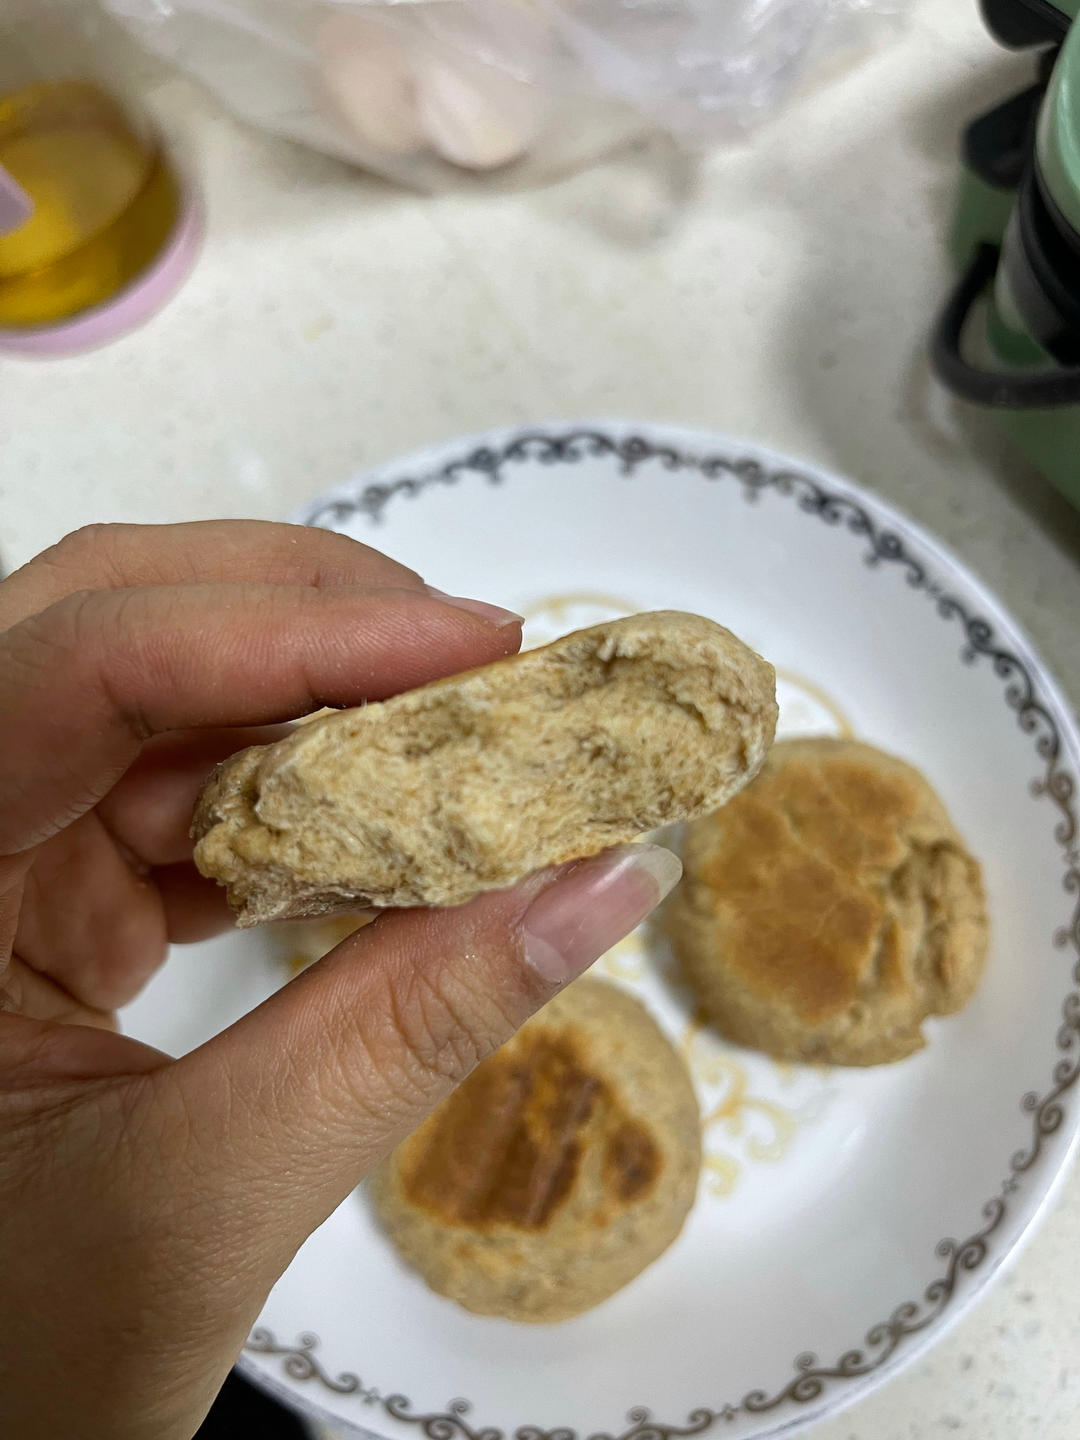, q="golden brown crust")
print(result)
[192,611,777,925]
[370,979,701,1322]
[666,738,988,1066]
